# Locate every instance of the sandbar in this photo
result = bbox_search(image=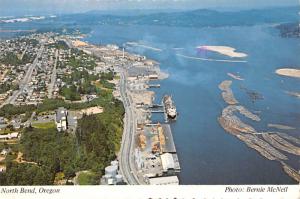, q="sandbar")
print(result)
[285,91,300,98]
[276,68,300,78]
[197,45,248,58]
[227,73,244,81]
[267,124,296,130]
[218,80,238,105]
